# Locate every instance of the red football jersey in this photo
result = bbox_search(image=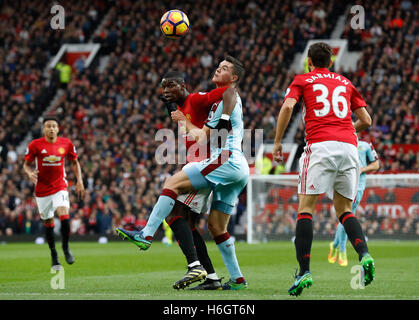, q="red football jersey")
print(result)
[178,86,227,162]
[24,136,78,197]
[284,68,366,146]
